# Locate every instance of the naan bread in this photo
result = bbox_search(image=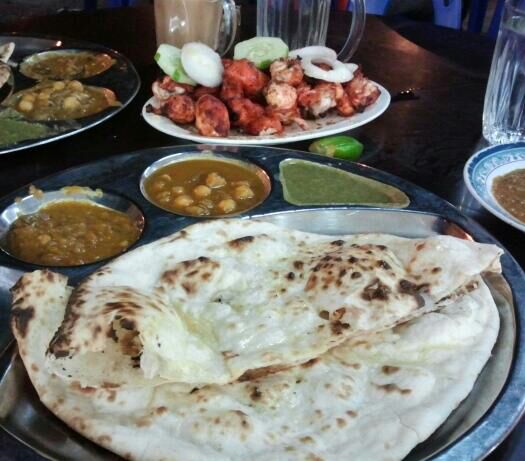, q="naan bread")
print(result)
[11,270,499,461]
[0,42,14,63]
[43,220,502,388]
